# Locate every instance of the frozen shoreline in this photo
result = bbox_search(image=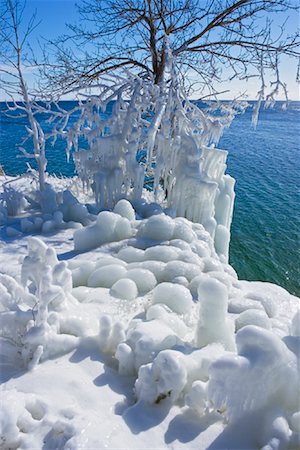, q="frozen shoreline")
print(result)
[0,175,299,449]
